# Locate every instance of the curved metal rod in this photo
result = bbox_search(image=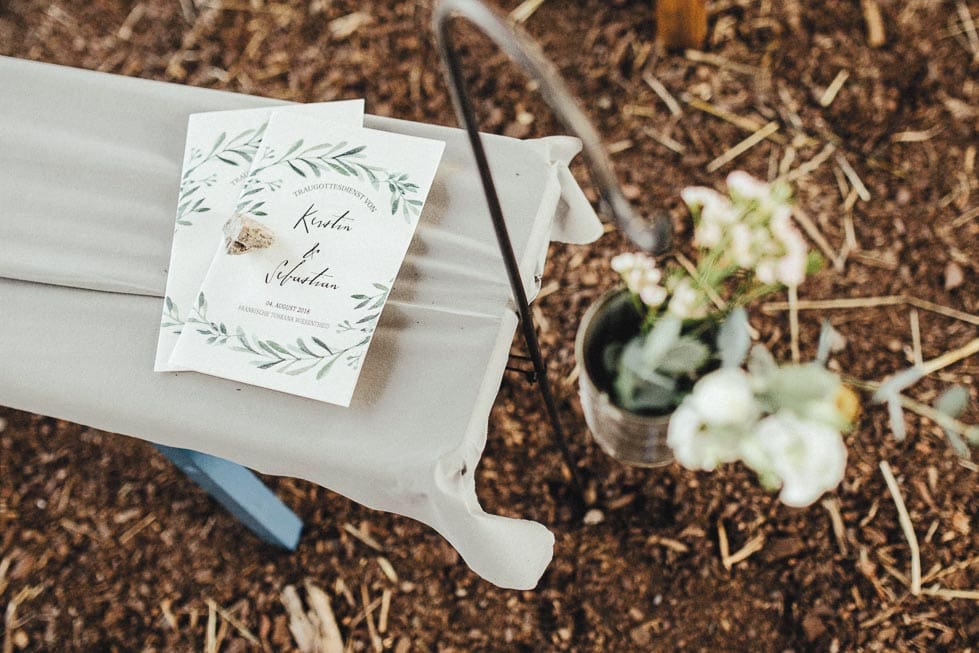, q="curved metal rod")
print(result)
[432,0,671,253]
[433,0,671,503]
